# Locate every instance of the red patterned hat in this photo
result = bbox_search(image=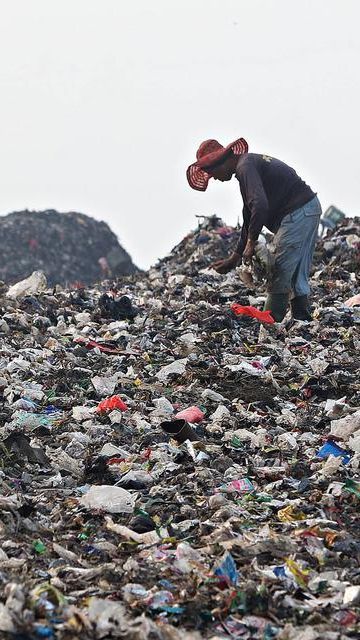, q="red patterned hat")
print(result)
[187,137,248,191]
